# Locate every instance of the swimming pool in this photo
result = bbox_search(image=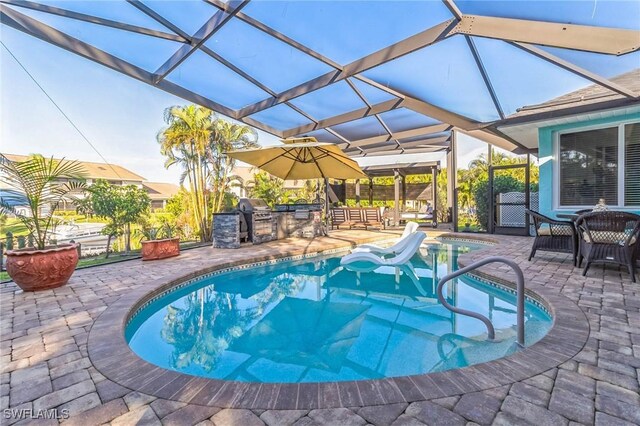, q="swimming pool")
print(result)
[126,240,552,383]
